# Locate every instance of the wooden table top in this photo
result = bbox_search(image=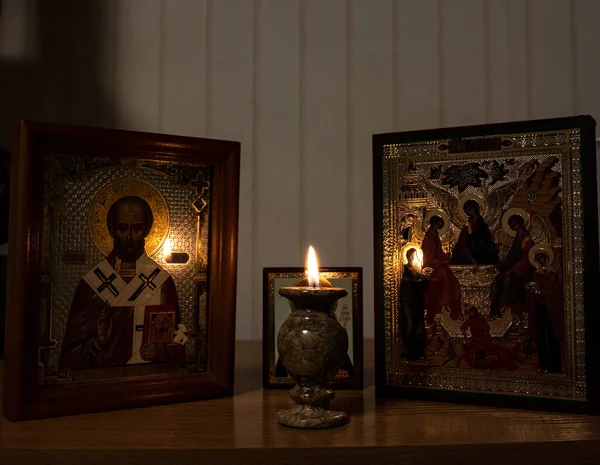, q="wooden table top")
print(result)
[2,340,600,464]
